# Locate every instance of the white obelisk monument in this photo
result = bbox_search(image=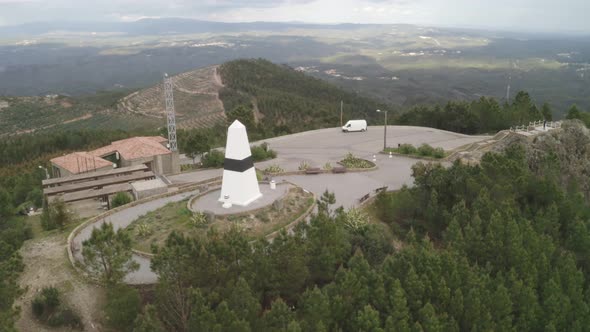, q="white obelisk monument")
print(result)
[219,120,262,206]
